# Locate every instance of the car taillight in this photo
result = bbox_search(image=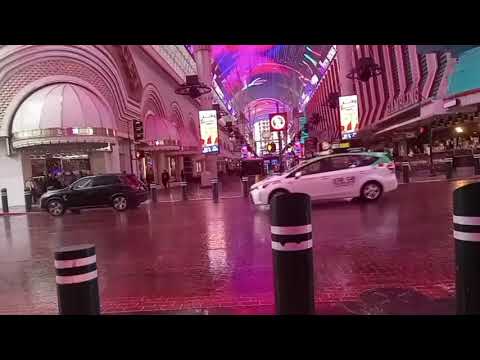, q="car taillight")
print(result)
[377,162,395,172]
